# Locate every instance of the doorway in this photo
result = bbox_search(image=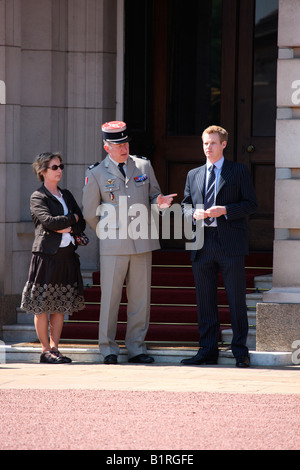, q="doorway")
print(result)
[124,0,278,251]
